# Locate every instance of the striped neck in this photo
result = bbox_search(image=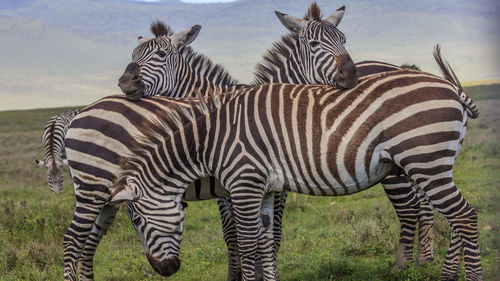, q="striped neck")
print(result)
[252,34,310,85]
[168,46,240,98]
